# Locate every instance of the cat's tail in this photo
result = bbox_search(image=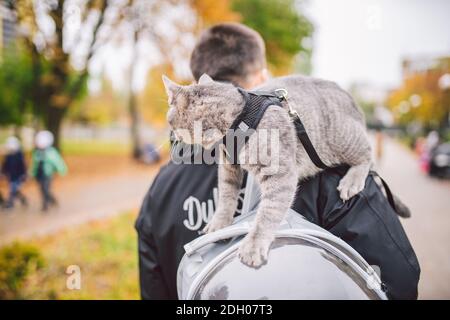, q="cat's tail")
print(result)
[374,174,412,218]
[392,193,412,218]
